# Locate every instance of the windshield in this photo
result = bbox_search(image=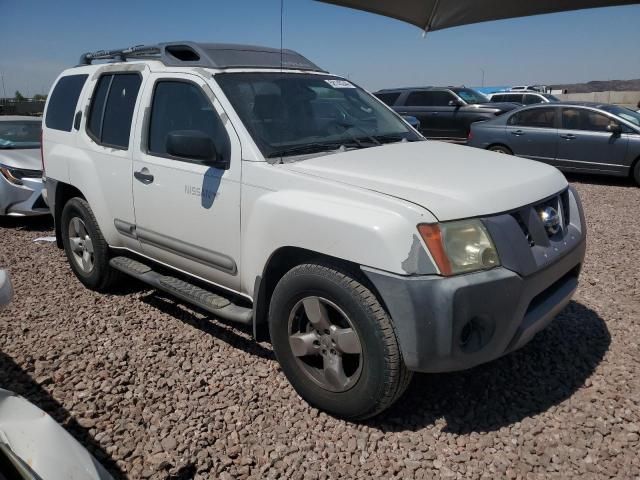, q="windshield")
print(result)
[0,120,41,149]
[451,88,489,104]
[599,105,640,126]
[215,73,421,158]
[543,94,559,101]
